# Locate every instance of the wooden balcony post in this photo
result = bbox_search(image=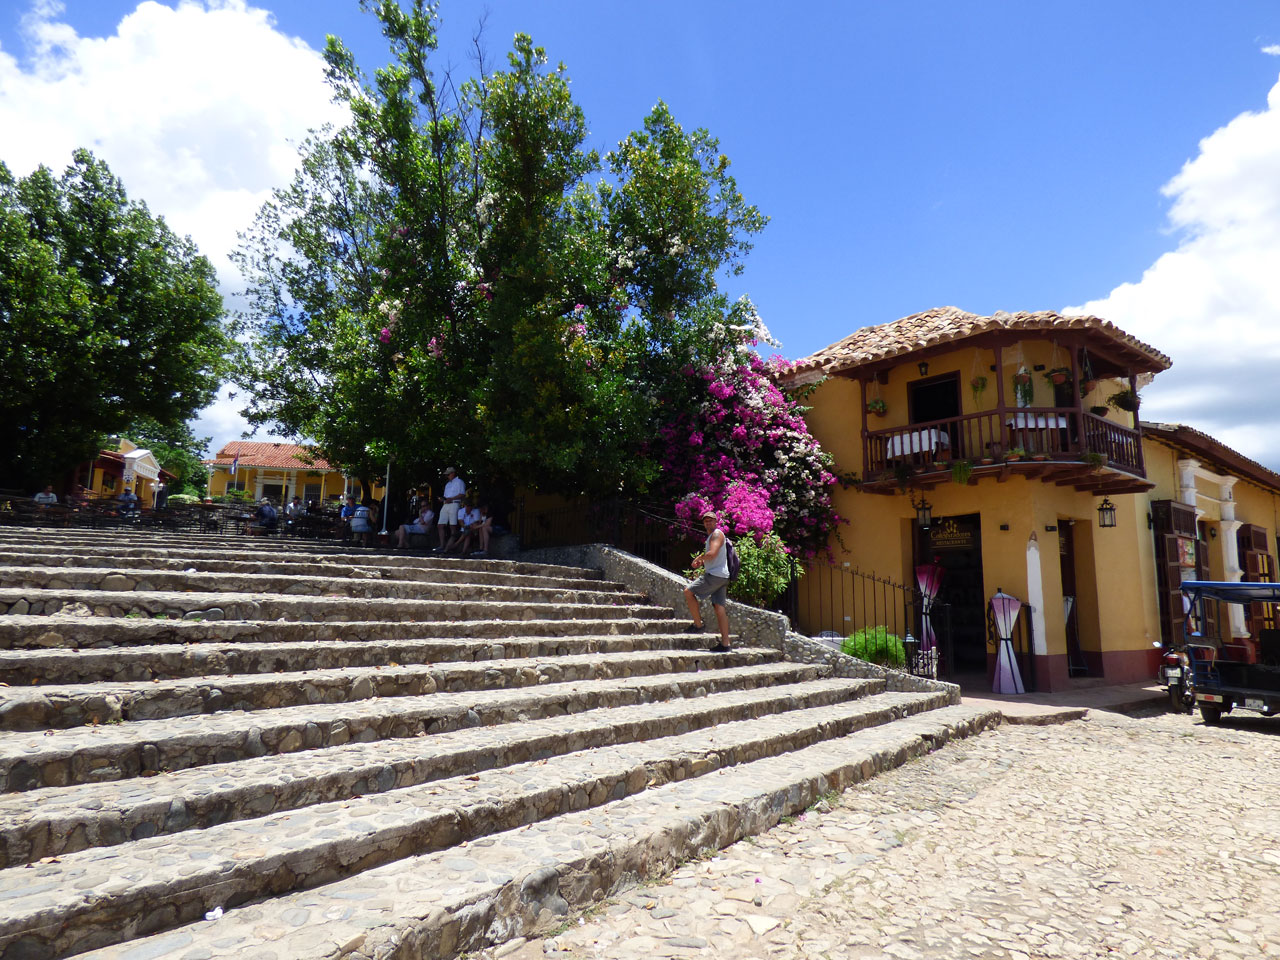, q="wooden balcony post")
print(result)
[1129,372,1145,473]
[860,377,870,477]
